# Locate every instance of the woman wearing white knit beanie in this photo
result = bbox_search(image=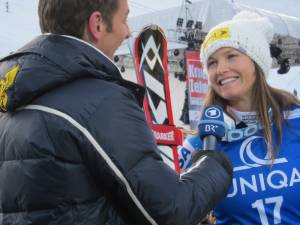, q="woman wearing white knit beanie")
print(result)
[178,11,300,225]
